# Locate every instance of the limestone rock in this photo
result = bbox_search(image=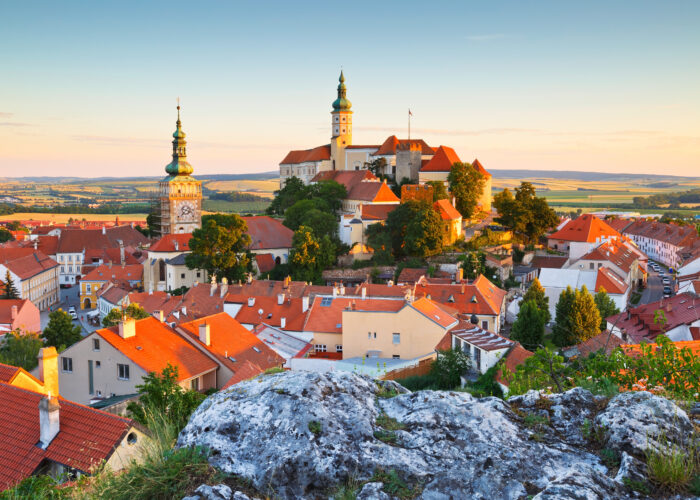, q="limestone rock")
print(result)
[614,452,648,486]
[182,484,233,500]
[356,482,391,500]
